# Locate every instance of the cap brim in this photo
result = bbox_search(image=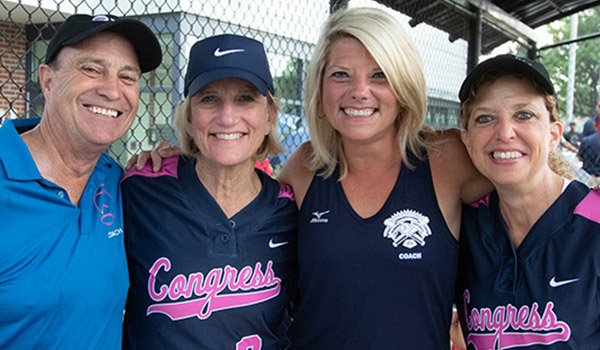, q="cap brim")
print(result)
[459,56,554,103]
[187,68,272,97]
